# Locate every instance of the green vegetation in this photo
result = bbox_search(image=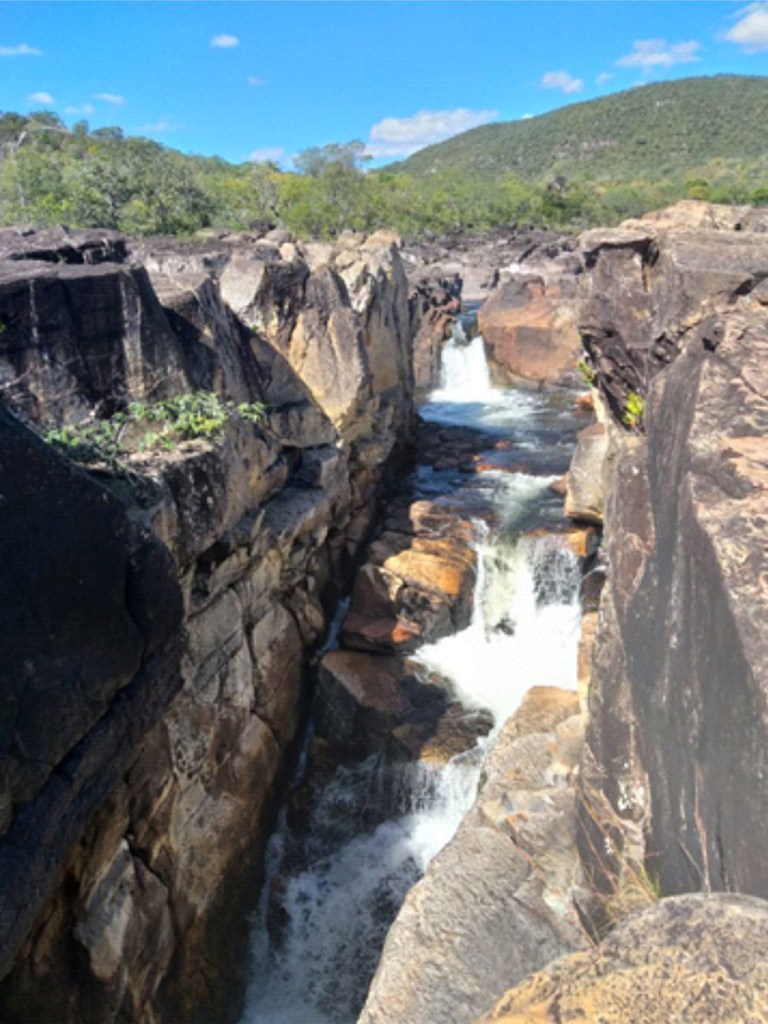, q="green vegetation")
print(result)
[622,391,645,431]
[394,75,768,184]
[45,392,267,470]
[578,358,597,387]
[3,76,768,238]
